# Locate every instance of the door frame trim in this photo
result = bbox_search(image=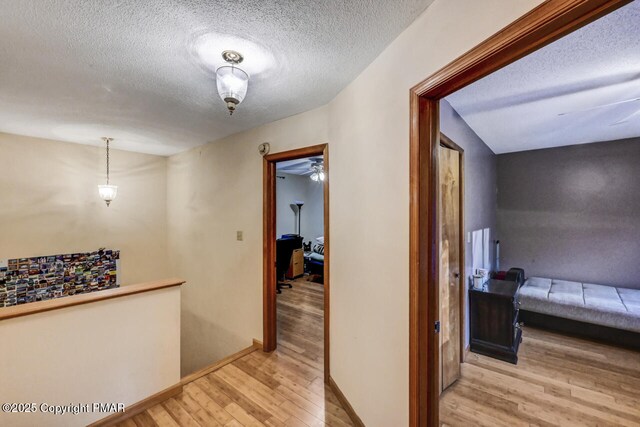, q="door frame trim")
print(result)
[263,143,330,382]
[408,1,631,425]
[439,133,465,368]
